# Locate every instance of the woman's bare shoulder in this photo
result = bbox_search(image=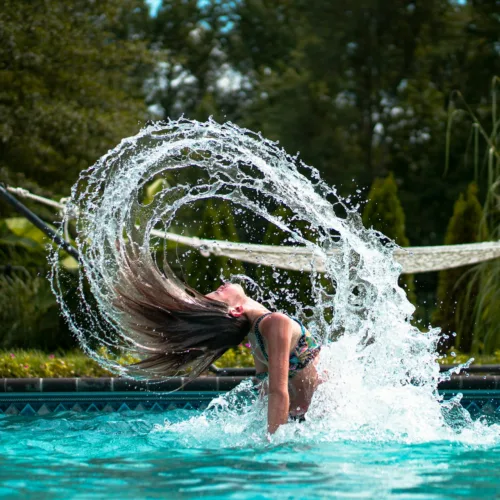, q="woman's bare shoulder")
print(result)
[259,312,293,338]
